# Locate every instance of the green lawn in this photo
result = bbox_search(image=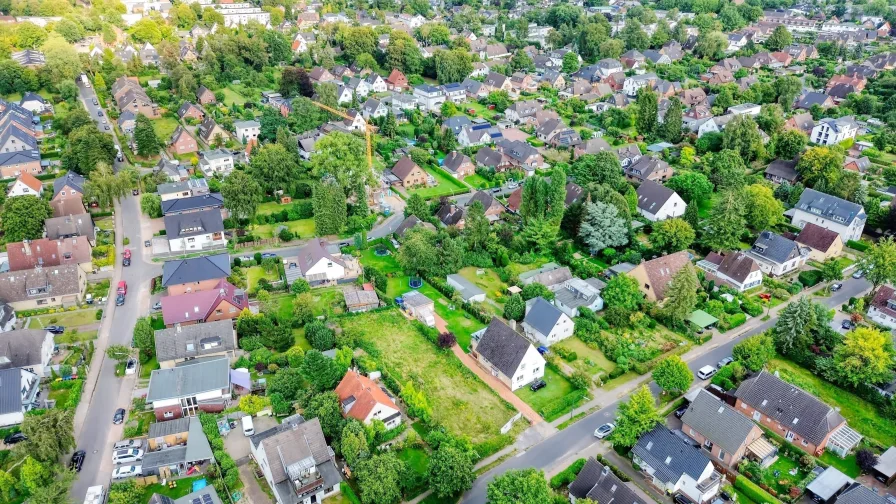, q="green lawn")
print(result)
[273,287,346,320]
[464,174,493,189]
[95,218,114,231]
[29,309,100,329]
[221,87,248,106]
[413,282,485,352]
[770,358,896,446]
[152,117,180,141]
[253,219,315,239]
[292,328,311,350]
[247,266,279,291]
[256,201,306,215]
[55,329,98,344]
[514,367,576,419]
[397,447,430,499]
[409,168,469,199]
[552,337,617,377]
[341,310,517,445]
[462,101,491,119]
[754,455,807,496]
[140,476,206,504]
[458,267,508,304]
[360,247,402,274]
[140,355,159,379]
[47,388,70,405]
[819,450,860,478]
